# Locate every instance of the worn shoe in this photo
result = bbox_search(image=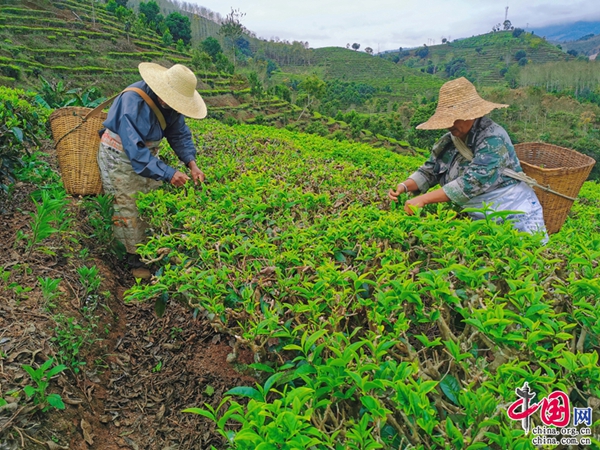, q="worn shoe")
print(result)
[131,267,152,279]
[126,254,152,279]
